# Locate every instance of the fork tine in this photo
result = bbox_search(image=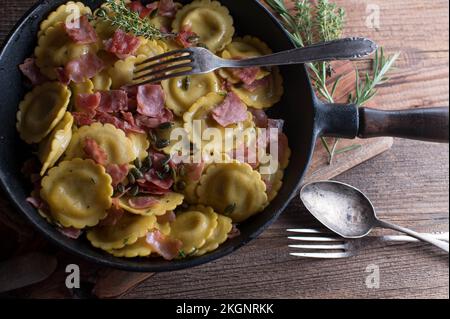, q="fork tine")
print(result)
[133,70,194,85]
[135,49,192,66]
[288,236,342,242]
[289,252,351,259]
[287,228,328,234]
[133,62,194,81]
[289,243,347,250]
[134,55,193,74]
